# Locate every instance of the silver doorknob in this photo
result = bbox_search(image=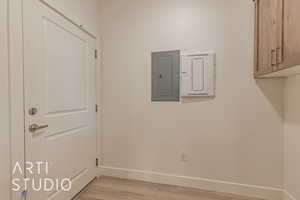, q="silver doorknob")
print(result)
[29,124,48,133]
